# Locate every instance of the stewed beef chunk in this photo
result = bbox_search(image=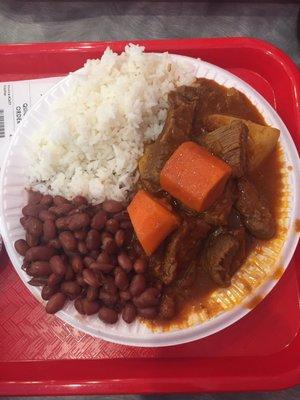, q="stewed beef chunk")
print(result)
[235,178,275,240]
[230,227,247,274]
[155,218,210,285]
[175,261,198,290]
[227,209,244,230]
[138,90,196,193]
[199,120,248,177]
[203,179,236,226]
[200,228,243,287]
